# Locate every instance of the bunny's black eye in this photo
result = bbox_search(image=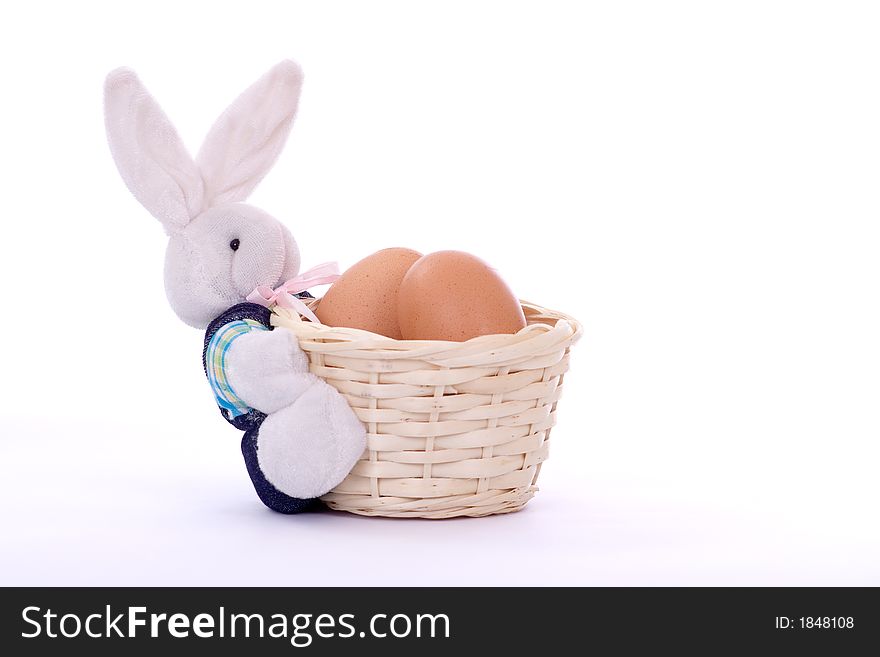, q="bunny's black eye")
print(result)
[229,238,240,251]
